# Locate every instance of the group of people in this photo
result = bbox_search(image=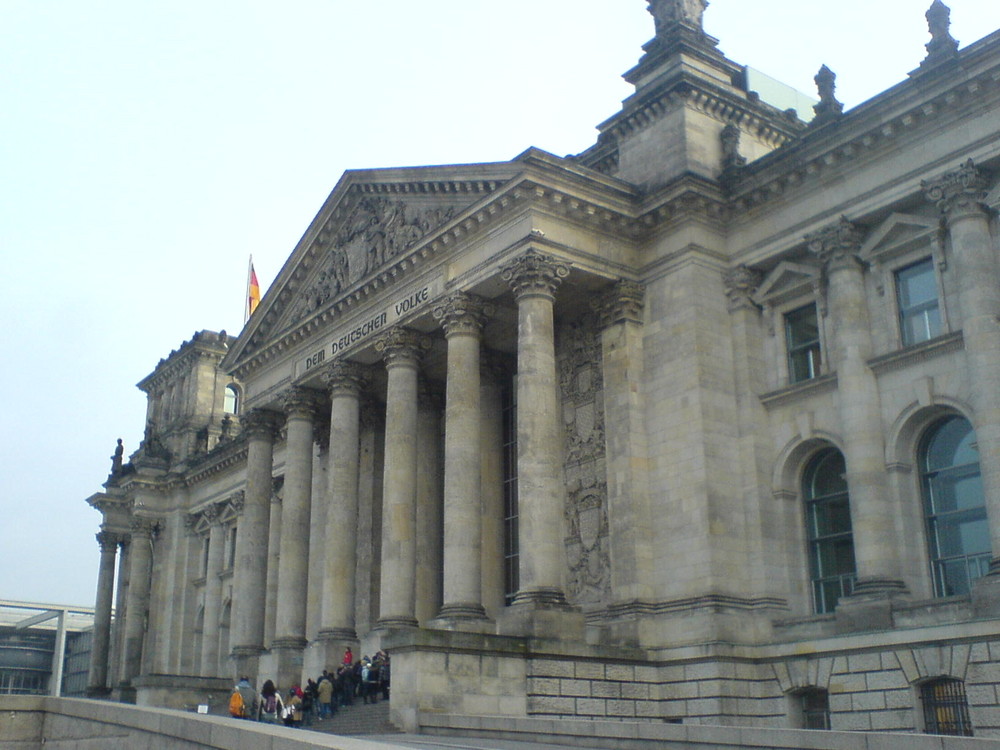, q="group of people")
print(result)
[228,648,391,728]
